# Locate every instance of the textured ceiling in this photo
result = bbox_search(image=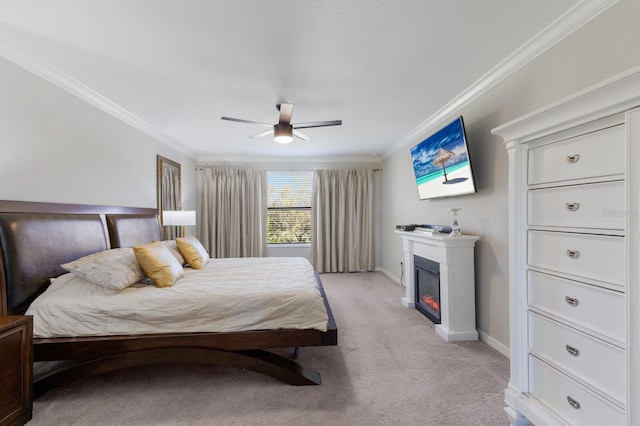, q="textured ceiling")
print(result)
[0,0,584,161]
